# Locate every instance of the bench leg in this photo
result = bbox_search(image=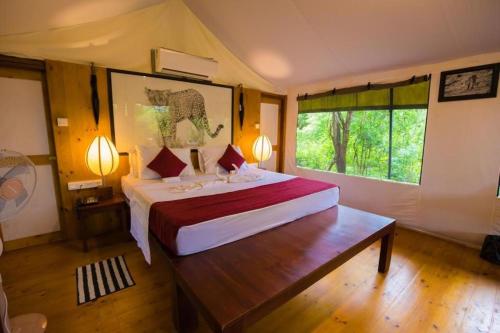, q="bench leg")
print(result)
[173,283,198,333]
[378,227,394,273]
